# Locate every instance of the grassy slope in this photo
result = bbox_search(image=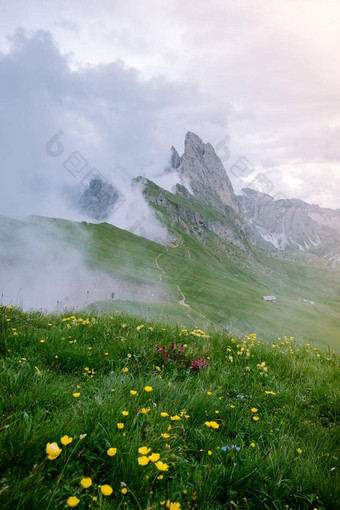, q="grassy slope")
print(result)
[85,220,340,352]
[0,306,339,509]
[1,215,339,352]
